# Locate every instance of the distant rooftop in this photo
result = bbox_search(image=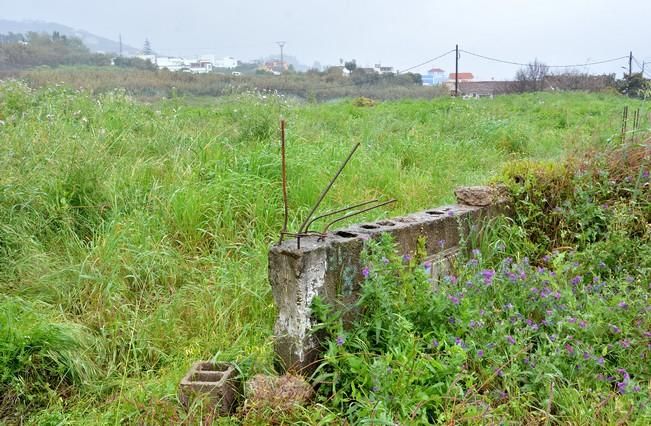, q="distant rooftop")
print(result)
[449,72,474,80]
